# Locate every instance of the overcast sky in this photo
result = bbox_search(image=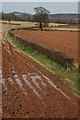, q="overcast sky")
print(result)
[2,2,78,14]
[1,0,79,2]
